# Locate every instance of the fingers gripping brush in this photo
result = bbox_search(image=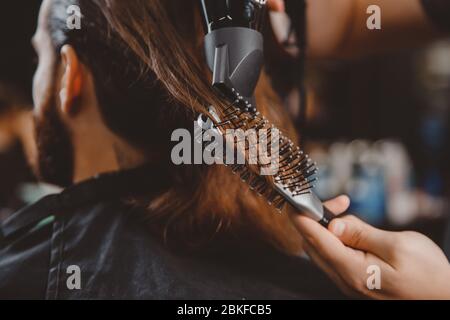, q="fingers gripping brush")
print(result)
[199,0,335,227]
